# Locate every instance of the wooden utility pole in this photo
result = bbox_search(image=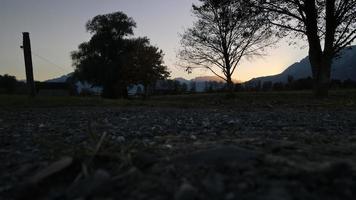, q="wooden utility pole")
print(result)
[22,32,36,97]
